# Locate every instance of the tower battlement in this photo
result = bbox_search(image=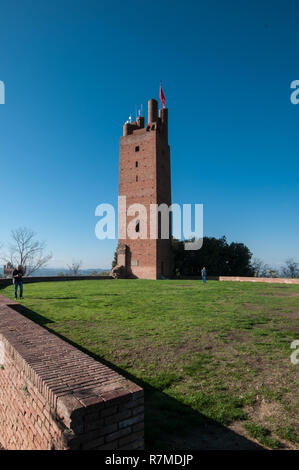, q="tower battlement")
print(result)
[122,98,168,140]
